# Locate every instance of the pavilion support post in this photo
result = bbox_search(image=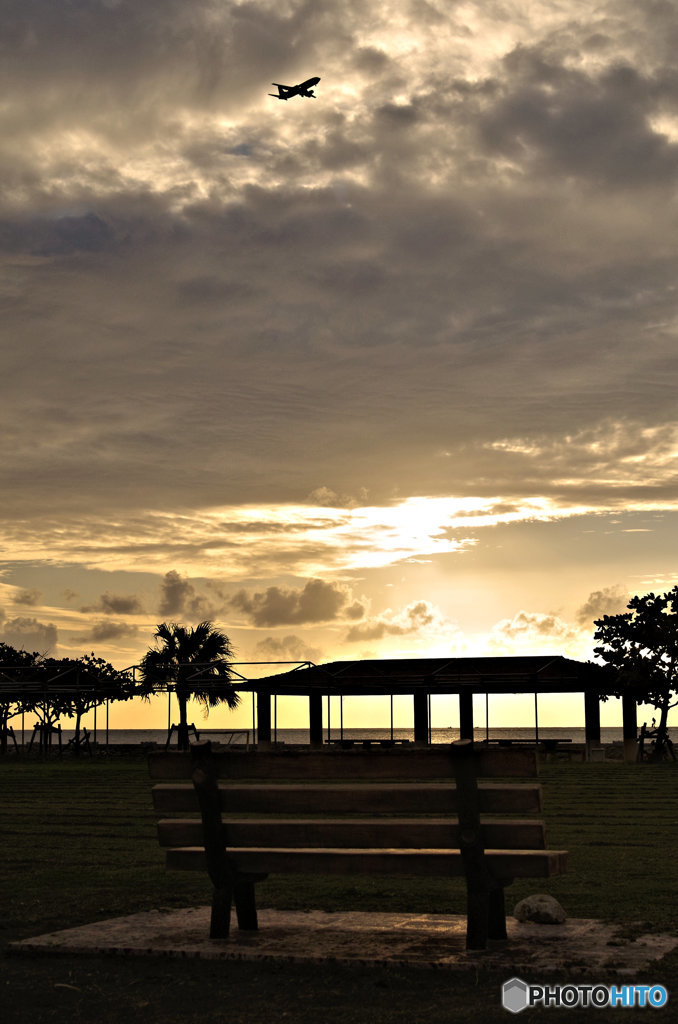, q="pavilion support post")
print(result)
[413,689,429,746]
[622,693,637,763]
[309,691,323,748]
[584,690,601,758]
[257,691,272,748]
[459,689,474,741]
